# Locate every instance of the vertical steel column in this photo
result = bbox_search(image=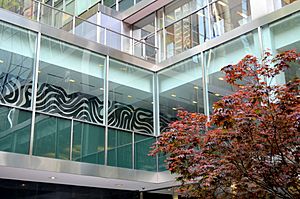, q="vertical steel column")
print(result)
[201,51,209,118]
[104,55,110,165]
[257,26,264,57]
[116,0,119,11]
[206,0,212,40]
[29,32,41,155]
[162,7,166,61]
[97,11,101,43]
[154,10,158,63]
[36,1,41,22]
[153,73,160,136]
[132,132,135,169]
[69,118,74,160]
